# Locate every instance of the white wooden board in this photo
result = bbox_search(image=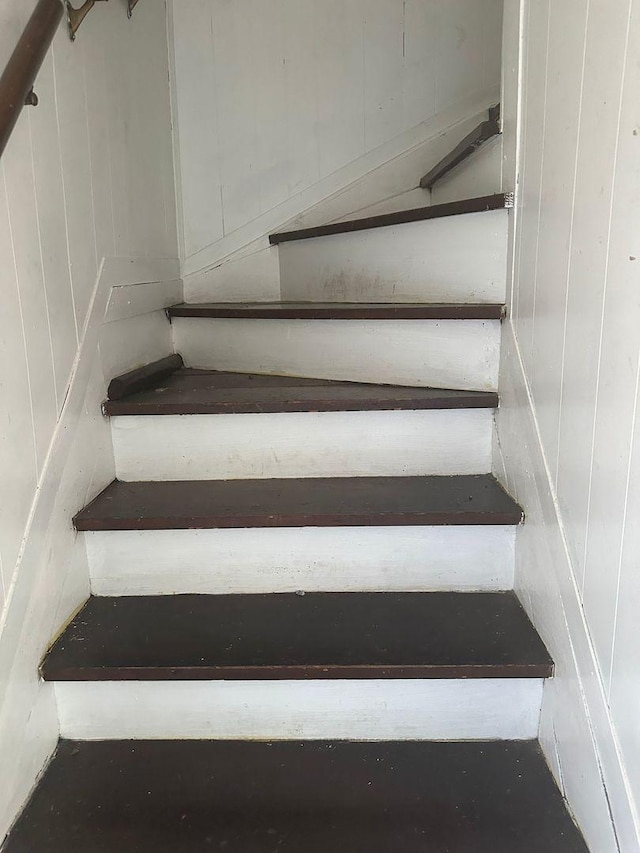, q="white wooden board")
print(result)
[279,210,508,303]
[172,318,501,391]
[87,525,515,596]
[112,409,493,481]
[55,678,543,741]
